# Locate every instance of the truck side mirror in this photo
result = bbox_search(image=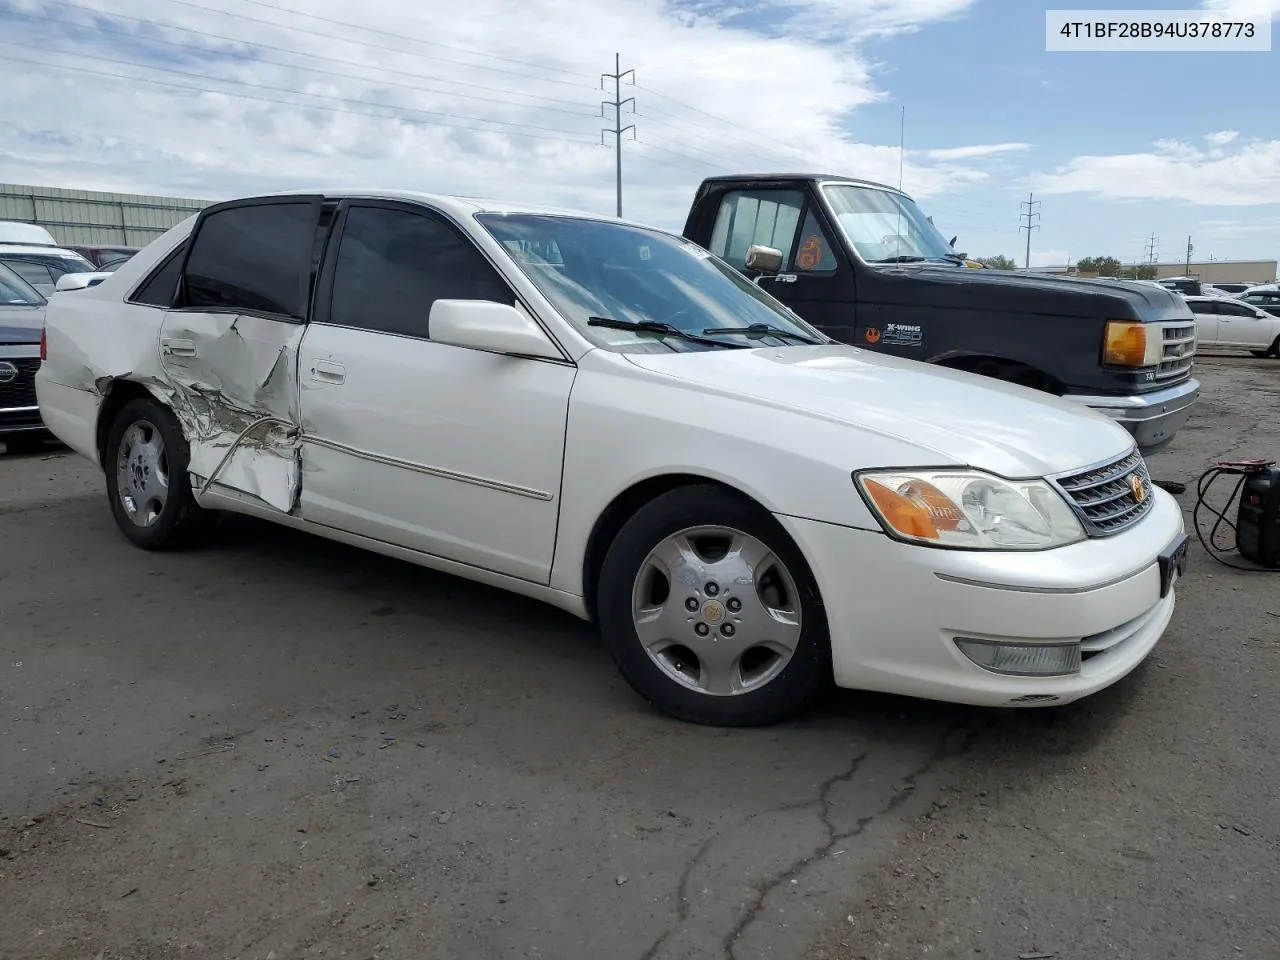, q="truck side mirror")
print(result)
[949,236,957,248]
[745,244,783,276]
